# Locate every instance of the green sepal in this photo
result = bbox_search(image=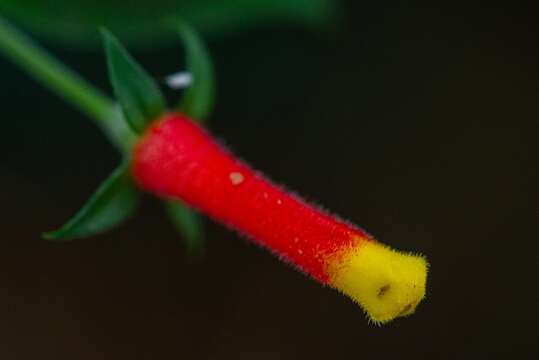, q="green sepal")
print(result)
[164,200,205,256]
[176,21,215,122]
[43,162,139,241]
[103,29,166,134]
